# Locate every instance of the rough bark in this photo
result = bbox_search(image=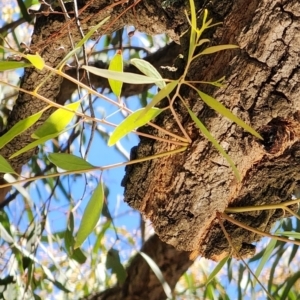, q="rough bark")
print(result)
[122,0,300,259]
[1,0,300,298]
